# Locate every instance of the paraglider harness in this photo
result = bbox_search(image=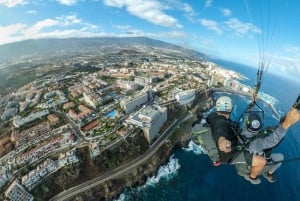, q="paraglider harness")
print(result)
[191,109,275,166]
[191,94,300,166]
[191,114,242,166]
